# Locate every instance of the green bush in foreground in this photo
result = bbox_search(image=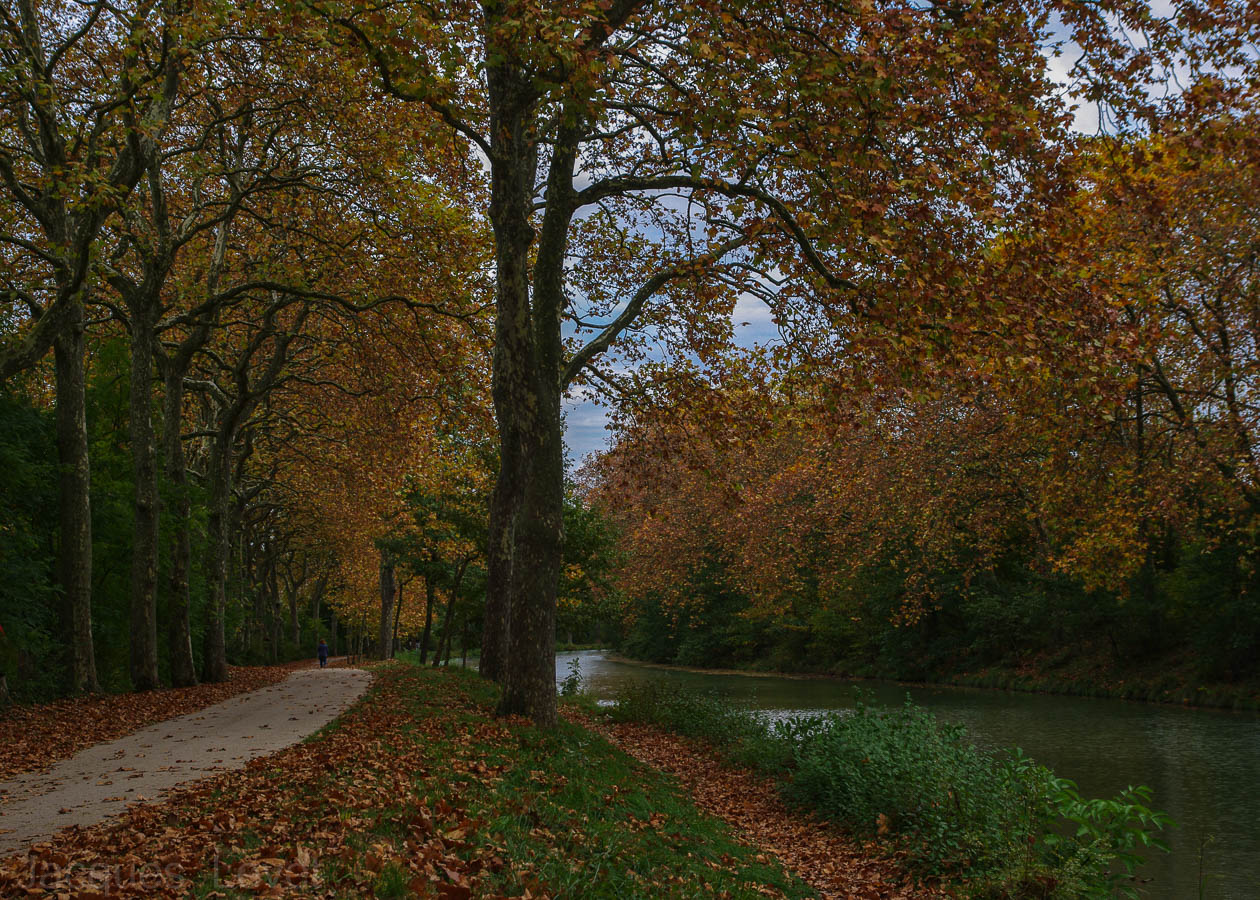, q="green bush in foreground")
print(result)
[609,683,1171,898]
